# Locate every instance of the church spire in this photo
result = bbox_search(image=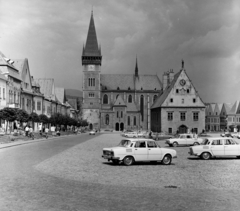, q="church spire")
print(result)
[82,10,102,65]
[135,56,139,77]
